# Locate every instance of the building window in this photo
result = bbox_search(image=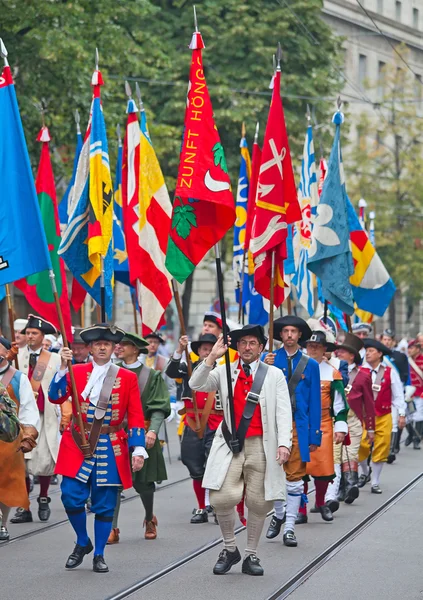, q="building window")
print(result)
[358,54,367,87]
[413,8,419,29]
[395,1,402,22]
[377,0,383,13]
[378,61,386,99]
